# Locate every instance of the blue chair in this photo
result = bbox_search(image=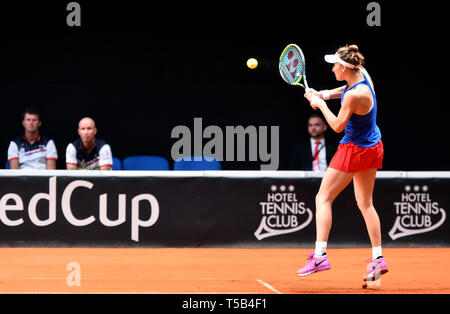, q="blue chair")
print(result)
[112,157,122,170]
[122,156,170,170]
[173,156,222,171]
[5,161,10,169]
